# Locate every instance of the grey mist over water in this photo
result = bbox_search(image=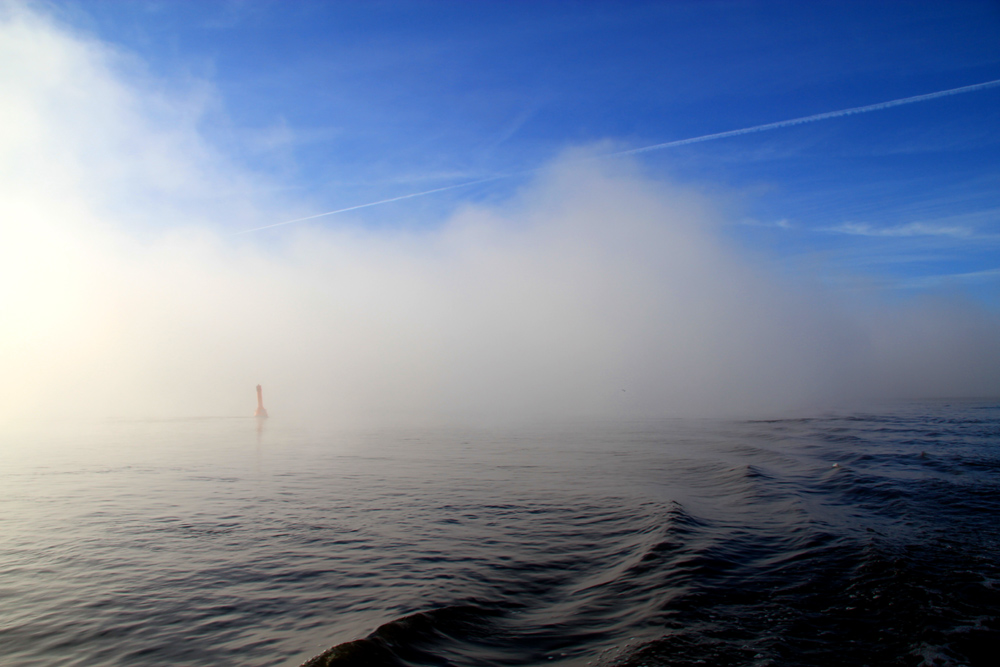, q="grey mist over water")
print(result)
[2,403,998,666]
